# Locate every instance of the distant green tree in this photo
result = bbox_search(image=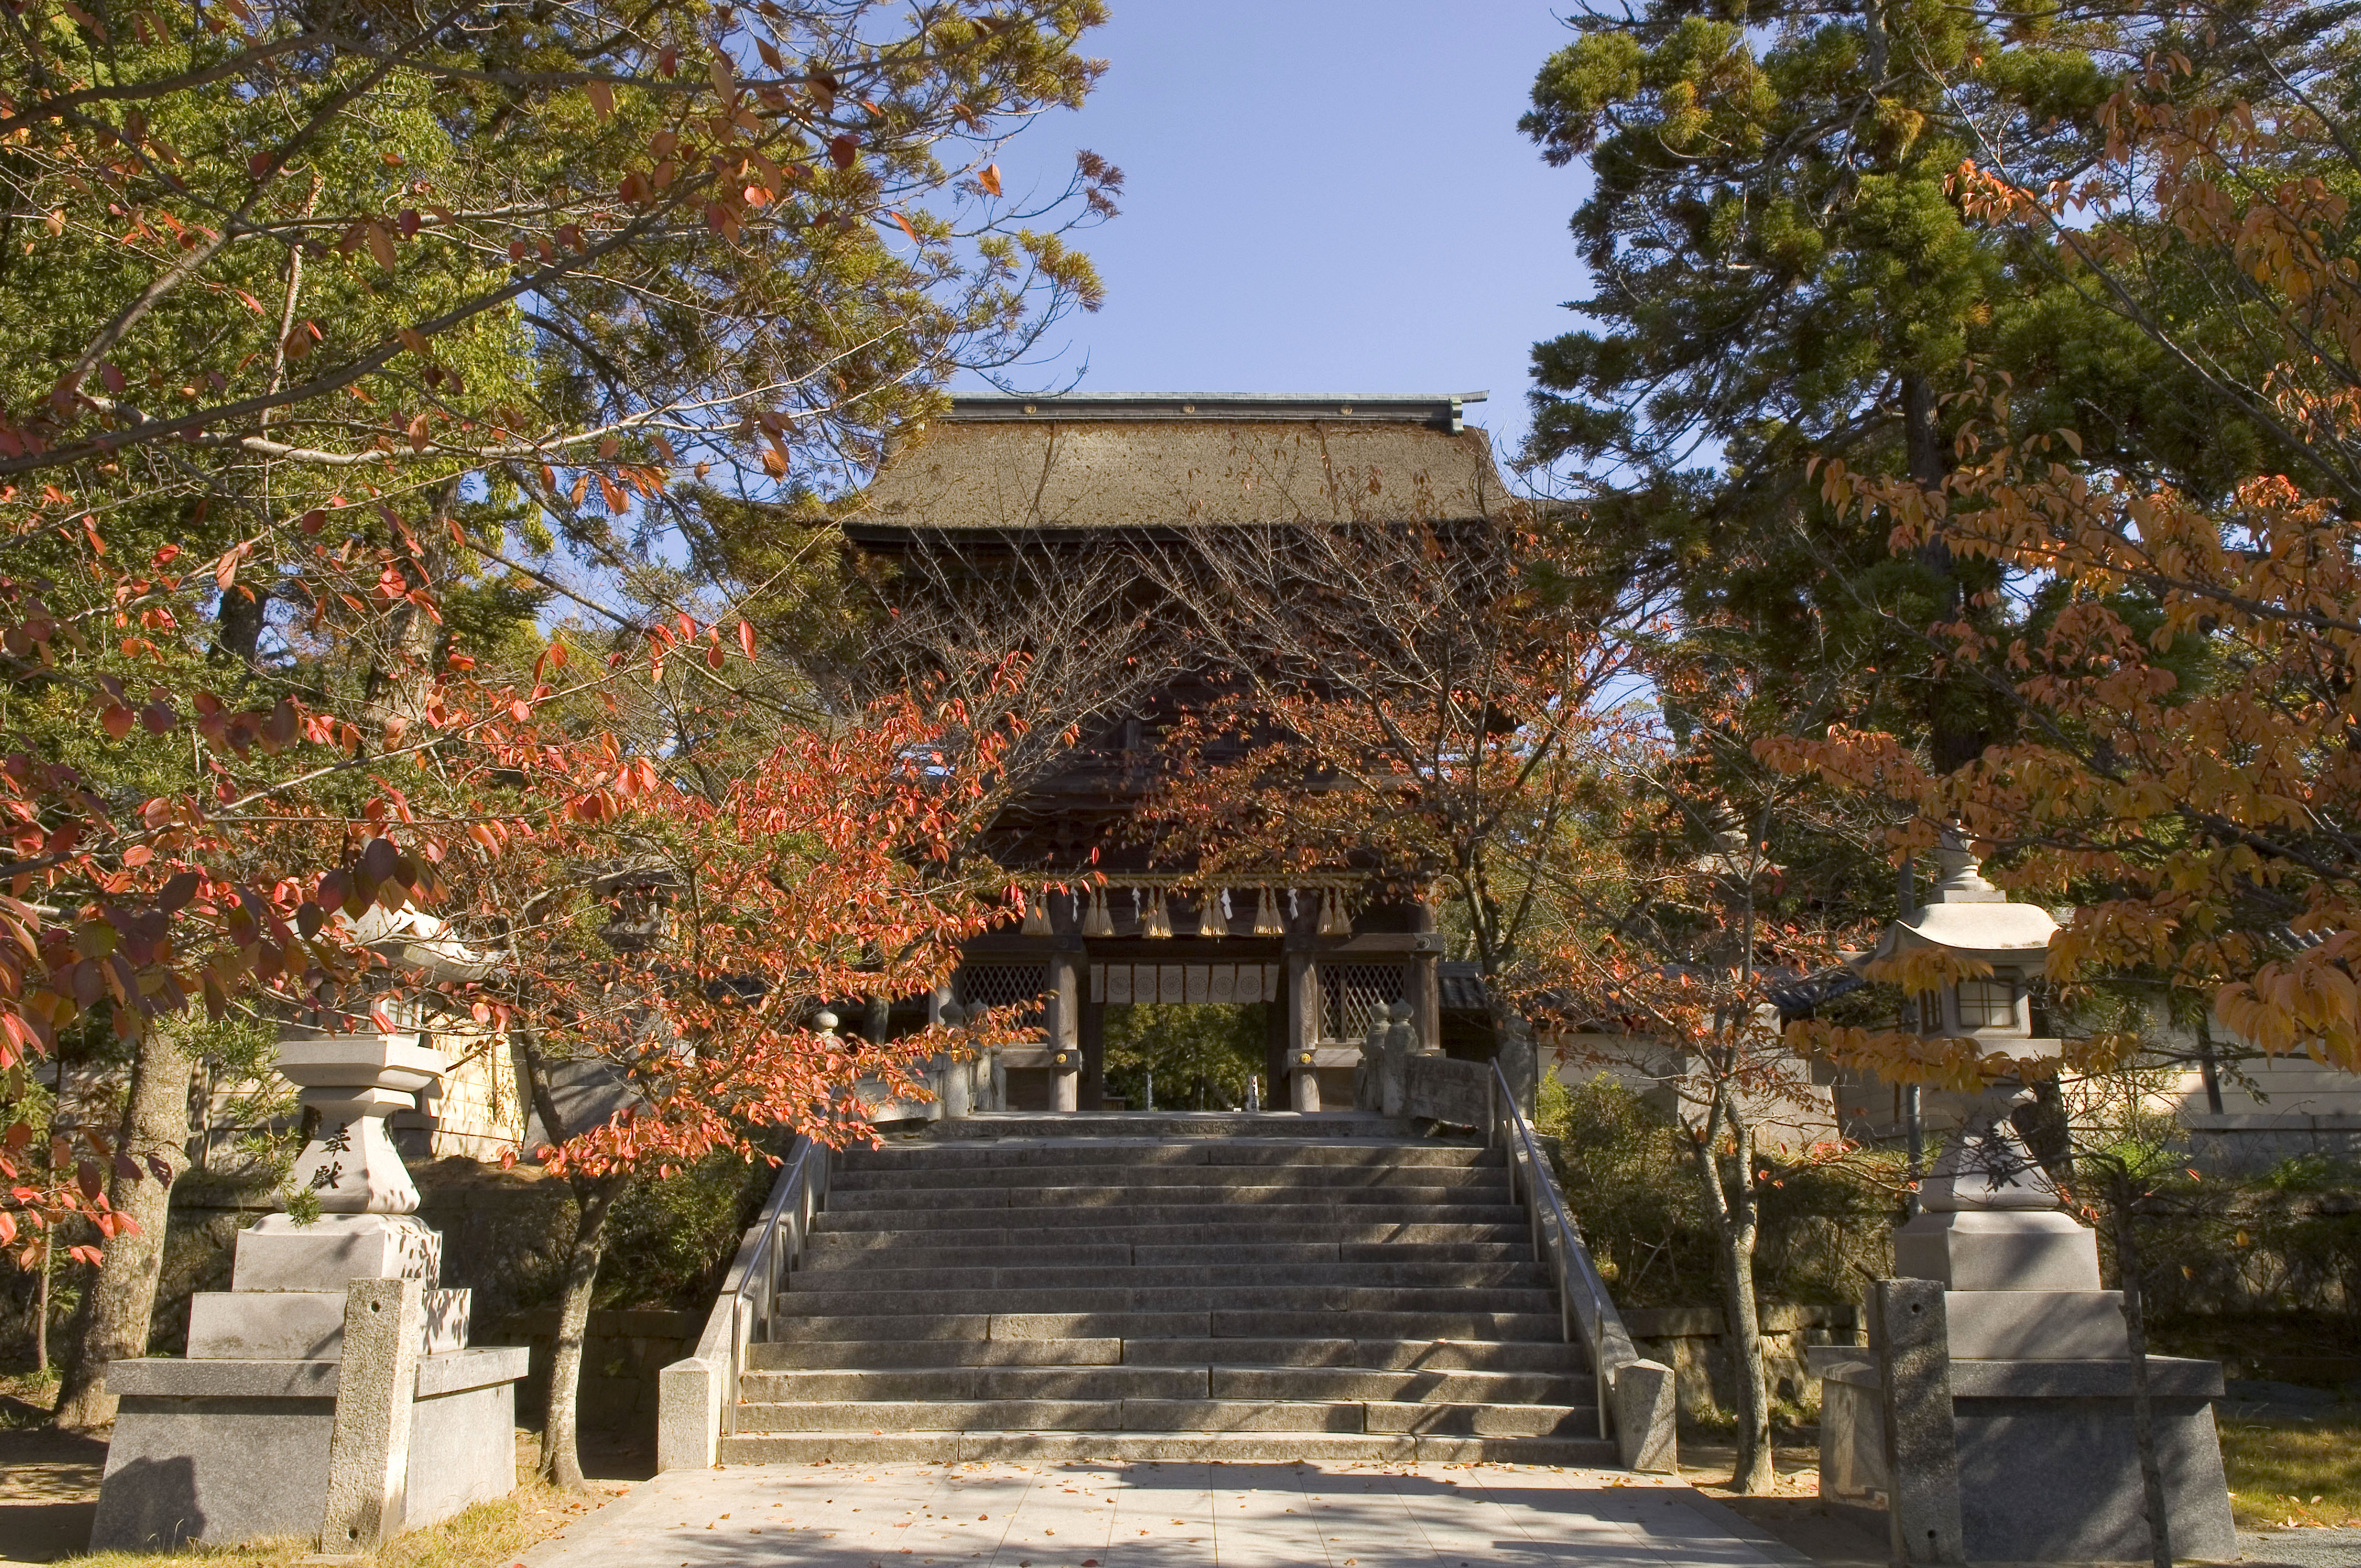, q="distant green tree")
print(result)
[1101,1004,1267,1111]
[1517,0,2349,771]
